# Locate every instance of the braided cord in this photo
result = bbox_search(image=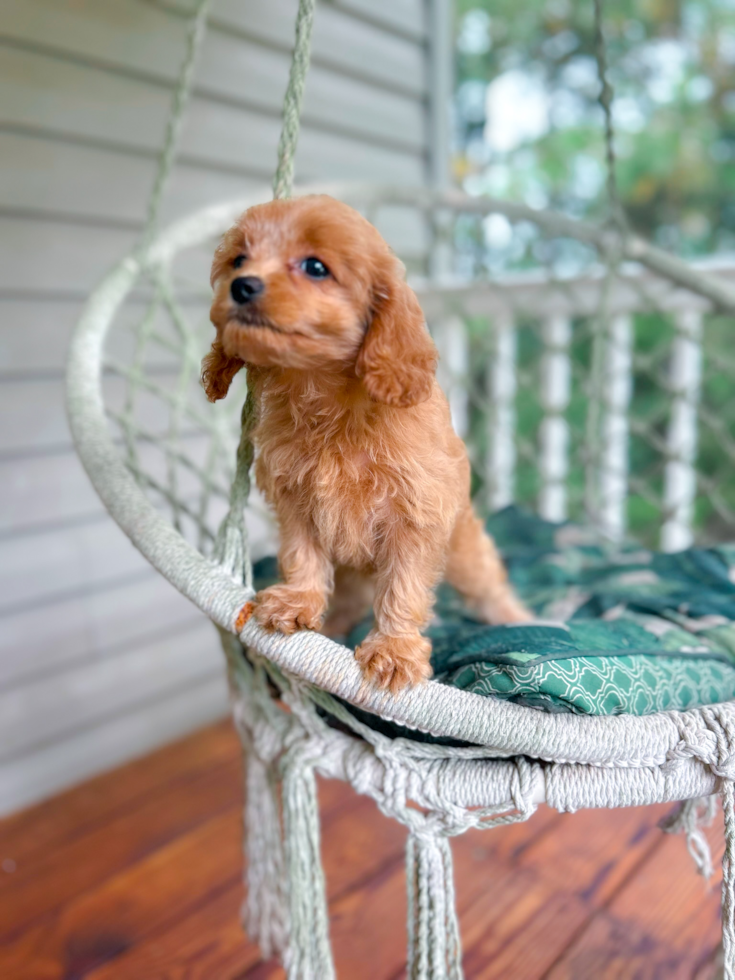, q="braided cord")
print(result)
[723,778,735,979]
[593,0,625,232]
[139,0,214,254]
[272,0,317,200]
[585,0,627,529]
[214,379,260,587]
[225,0,317,580]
